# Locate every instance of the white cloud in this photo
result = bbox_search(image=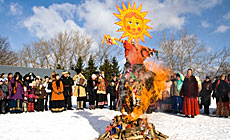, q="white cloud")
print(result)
[0,0,4,3]
[223,12,230,20]
[201,21,210,28]
[23,0,223,51]
[77,0,222,38]
[24,3,83,39]
[139,0,221,31]
[214,25,230,33]
[10,2,22,15]
[77,0,123,40]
